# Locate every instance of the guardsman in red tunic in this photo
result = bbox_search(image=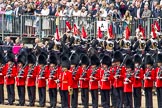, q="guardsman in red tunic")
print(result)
[89,54,100,108]
[79,54,90,108]
[0,54,5,104]
[4,53,16,105]
[100,55,112,108]
[69,53,80,108]
[37,52,48,107]
[133,54,144,108]
[144,54,156,108]
[155,53,162,108]
[26,53,37,106]
[59,56,72,108]
[16,54,28,106]
[113,51,125,108]
[110,58,117,108]
[124,58,134,108]
[47,53,60,108]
